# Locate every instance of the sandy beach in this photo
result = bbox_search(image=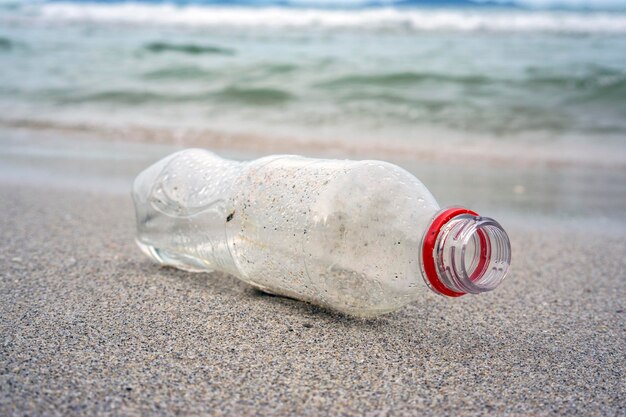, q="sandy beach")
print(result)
[1,126,625,416]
